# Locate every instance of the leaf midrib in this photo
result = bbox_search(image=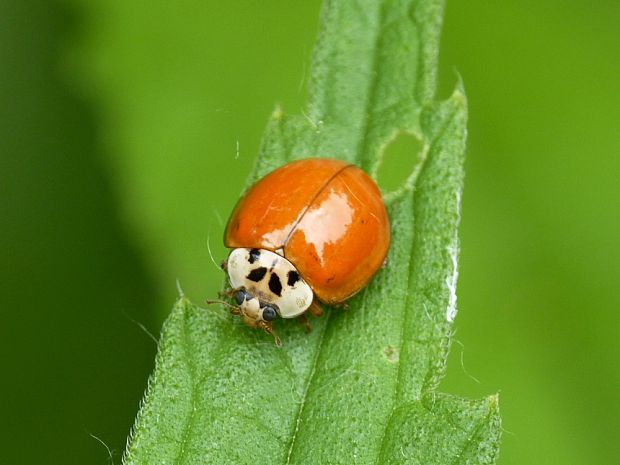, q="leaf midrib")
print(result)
[284,312,332,464]
[284,4,394,462]
[356,1,387,172]
[174,302,199,465]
